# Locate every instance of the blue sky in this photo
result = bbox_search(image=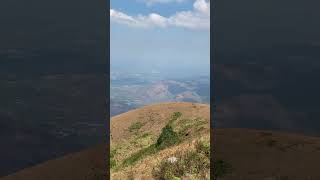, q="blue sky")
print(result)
[110,0,210,77]
[111,0,196,16]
